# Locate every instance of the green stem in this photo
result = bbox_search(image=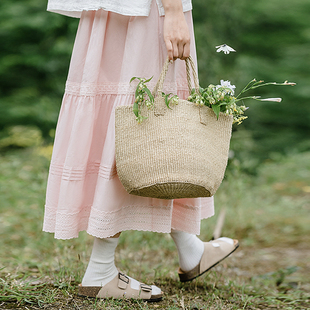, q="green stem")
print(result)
[235,96,261,102]
[250,82,278,90]
[235,79,257,99]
